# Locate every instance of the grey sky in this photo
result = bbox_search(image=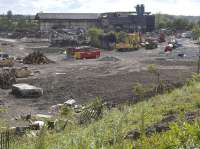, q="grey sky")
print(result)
[0,0,199,15]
